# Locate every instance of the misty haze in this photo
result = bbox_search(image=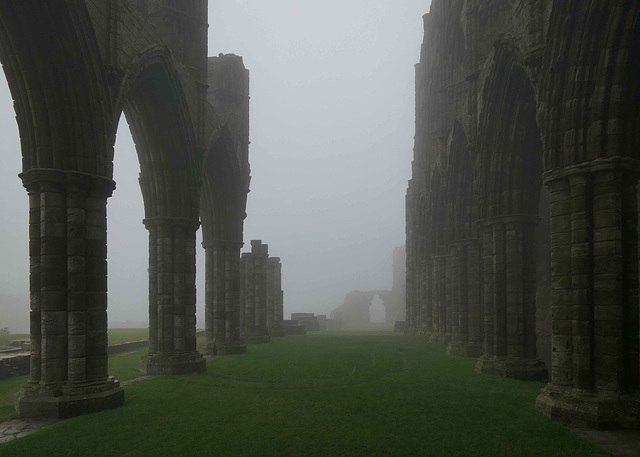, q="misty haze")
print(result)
[0,1,423,333]
[0,1,638,455]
